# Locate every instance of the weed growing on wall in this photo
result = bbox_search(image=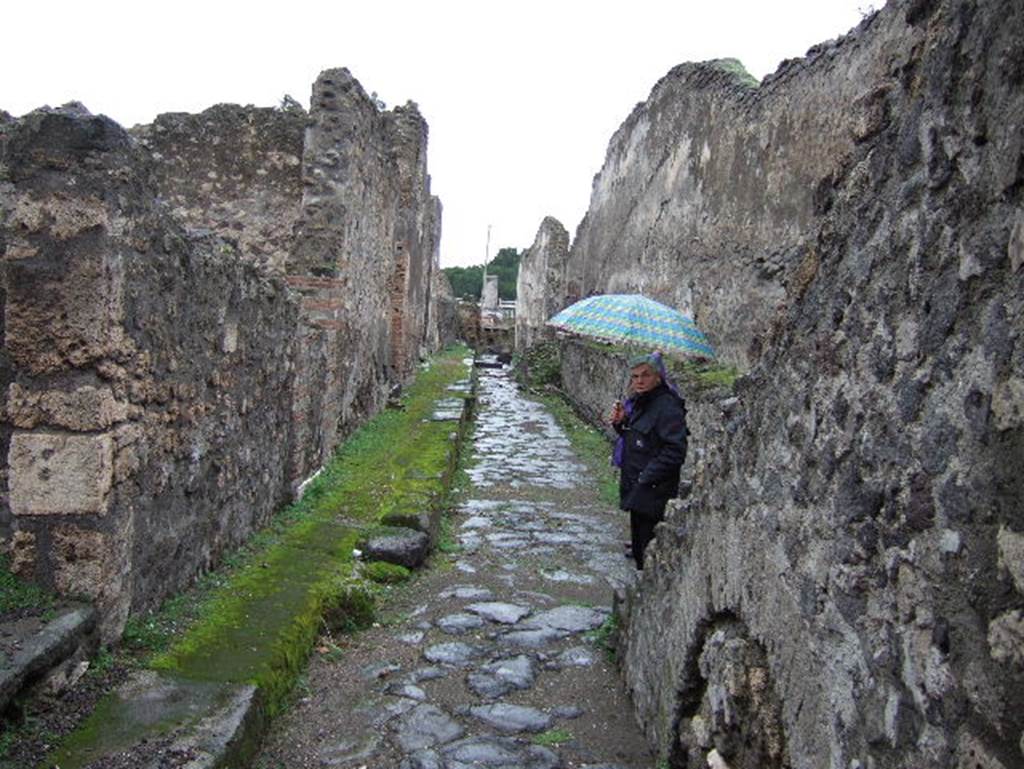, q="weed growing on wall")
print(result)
[516,341,562,388]
[0,555,56,618]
